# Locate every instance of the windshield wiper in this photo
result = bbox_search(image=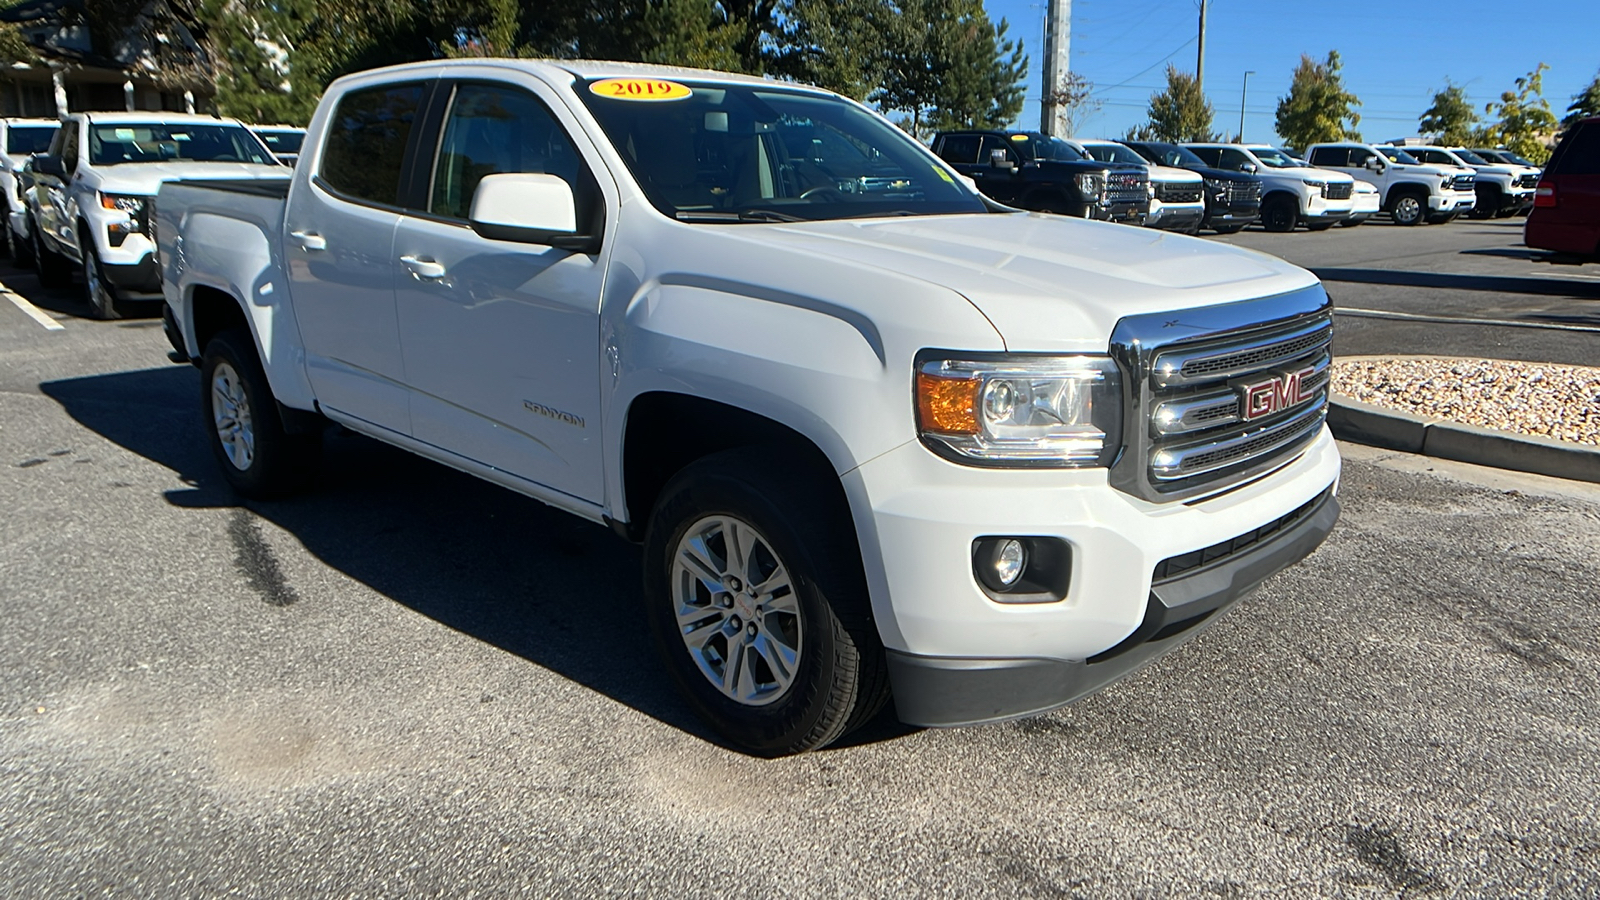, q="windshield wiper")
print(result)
[674,209,808,223]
